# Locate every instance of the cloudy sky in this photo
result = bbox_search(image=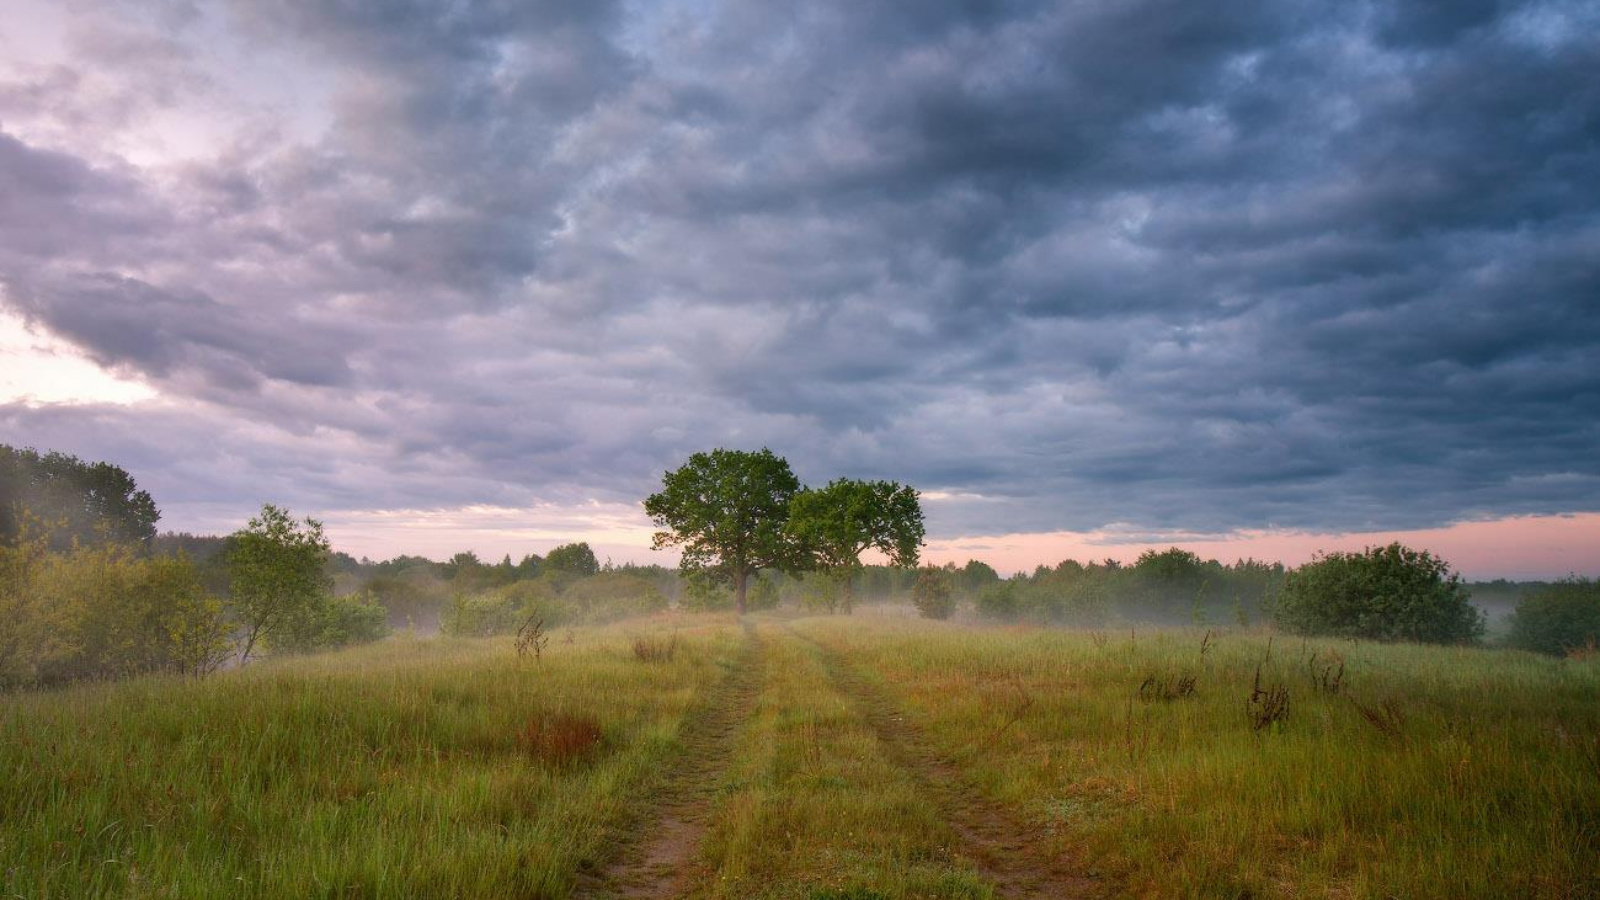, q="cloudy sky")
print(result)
[2,0,1597,577]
